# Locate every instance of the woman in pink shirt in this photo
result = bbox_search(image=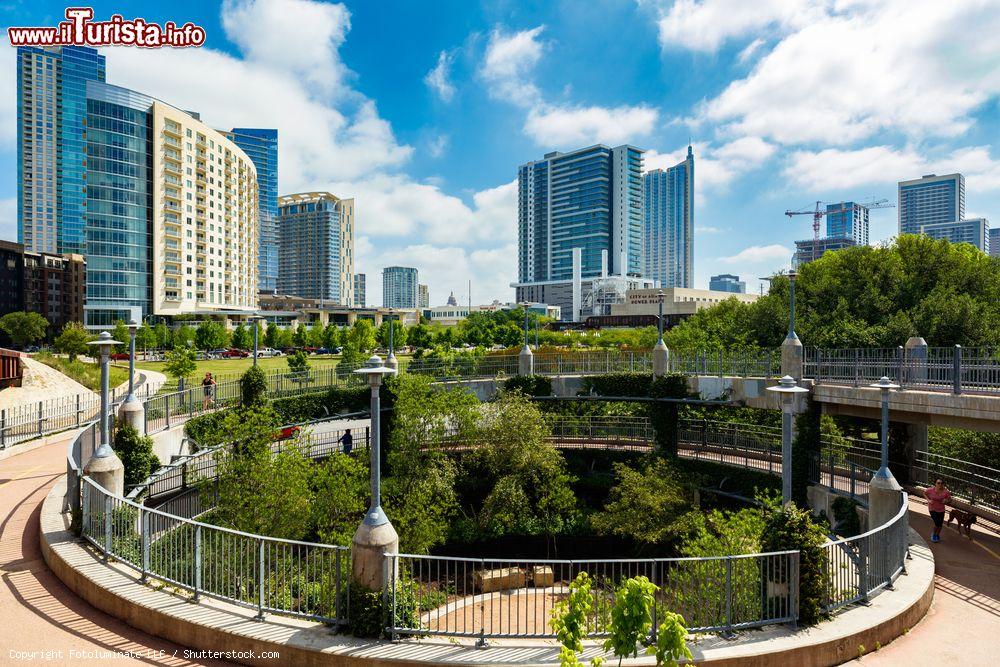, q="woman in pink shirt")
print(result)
[924,478,951,543]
